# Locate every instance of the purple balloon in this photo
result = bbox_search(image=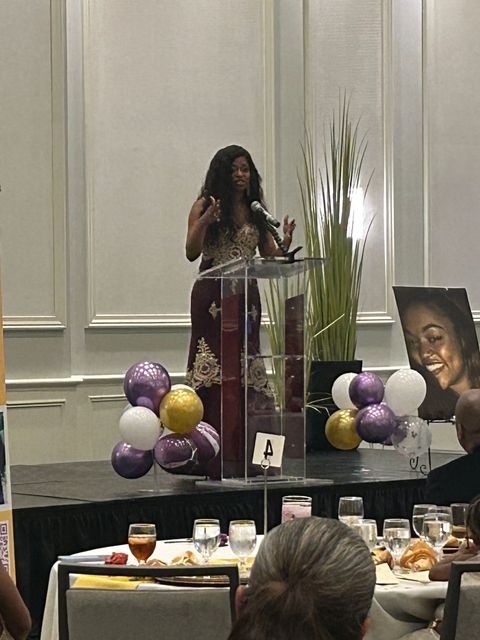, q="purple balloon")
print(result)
[154,434,198,473]
[124,362,171,416]
[190,421,220,464]
[355,403,397,443]
[111,441,153,479]
[349,372,385,408]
